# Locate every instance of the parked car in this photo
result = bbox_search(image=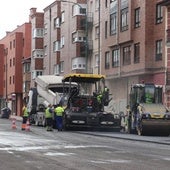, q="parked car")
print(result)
[0,107,11,119]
